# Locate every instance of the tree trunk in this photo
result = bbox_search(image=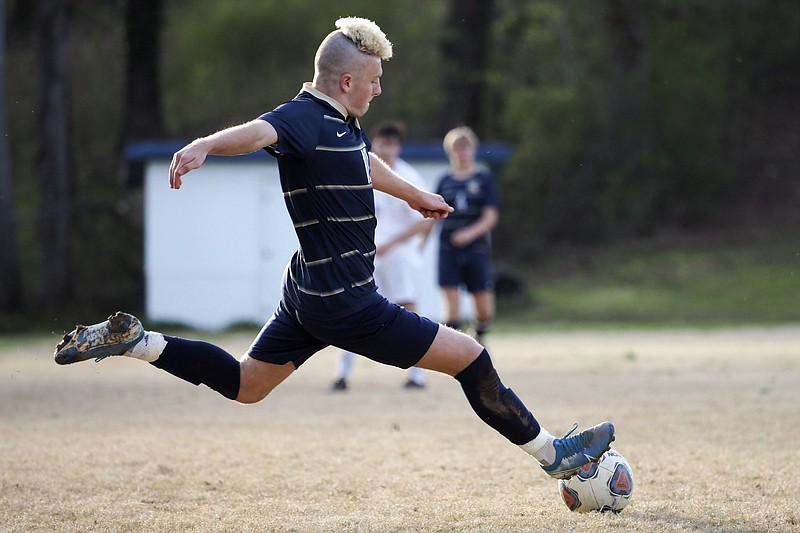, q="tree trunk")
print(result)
[0,0,24,314]
[439,0,496,136]
[605,0,646,150]
[122,0,164,143]
[36,0,72,312]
